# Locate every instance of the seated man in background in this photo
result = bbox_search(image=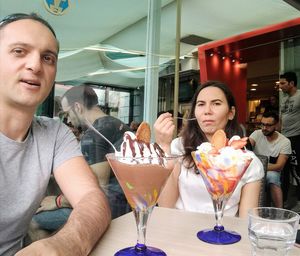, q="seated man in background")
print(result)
[0,13,110,255]
[249,111,291,208]
[33,85,131,236]
[61,85,131,218]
